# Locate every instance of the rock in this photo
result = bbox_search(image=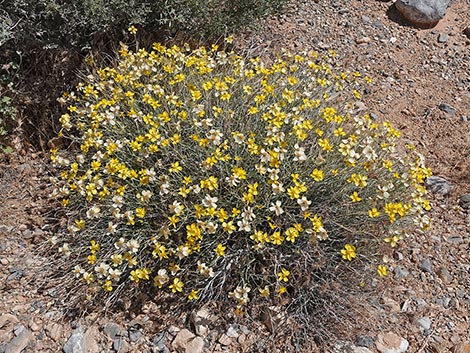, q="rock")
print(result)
[172,329,204,353]
[372,21,385,29]
[417,317,431,330]
[226,325,239,338]
[28,321,40,332]
[167,326,180,337]
[189,308,210,337]
[461,116,468,123]
[375,333,409,353]
[152,332,167,350]
[128,326,142,343]
[447,235,463,245]
[395,0,450,28]
[459,194,470,209]
[464,28,470,39]
[0,315,19,329]
[394,266,410,280]
[113,338,129,353]
[84,328,99,353]
[356,37,371,44]
[425,176,453,196]
[103,323,123,340]
[6,268,23,282]
[63,325,86,353]
[356,335,374,348]
[438,103,457,116]
[45,322,63,342]
[438,296,452,309]
[218,334,232,346]
[438,33,450,43]
[22,229,33,240]
[352,347,374,353]
[381,297,401,313]
[4,325,33,353]
[420,258,433,273]
[437,267,452,283]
